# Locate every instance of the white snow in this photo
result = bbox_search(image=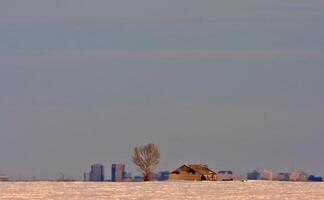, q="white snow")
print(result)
[1,181,324,199]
